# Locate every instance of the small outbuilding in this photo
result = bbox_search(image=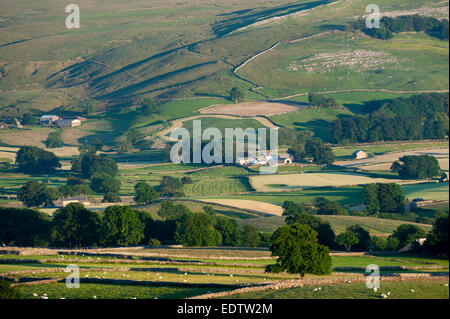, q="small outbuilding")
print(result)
[53,196,90,207]
[353,150,368,159]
